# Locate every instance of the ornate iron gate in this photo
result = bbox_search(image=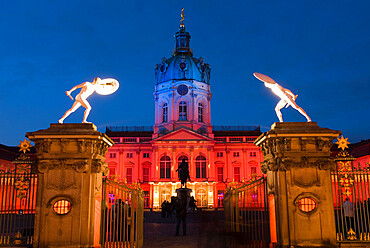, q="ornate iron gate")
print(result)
[332,149,370,243]
[100,177,144,248]
[224,176,270,248]
[0,155,36,247]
